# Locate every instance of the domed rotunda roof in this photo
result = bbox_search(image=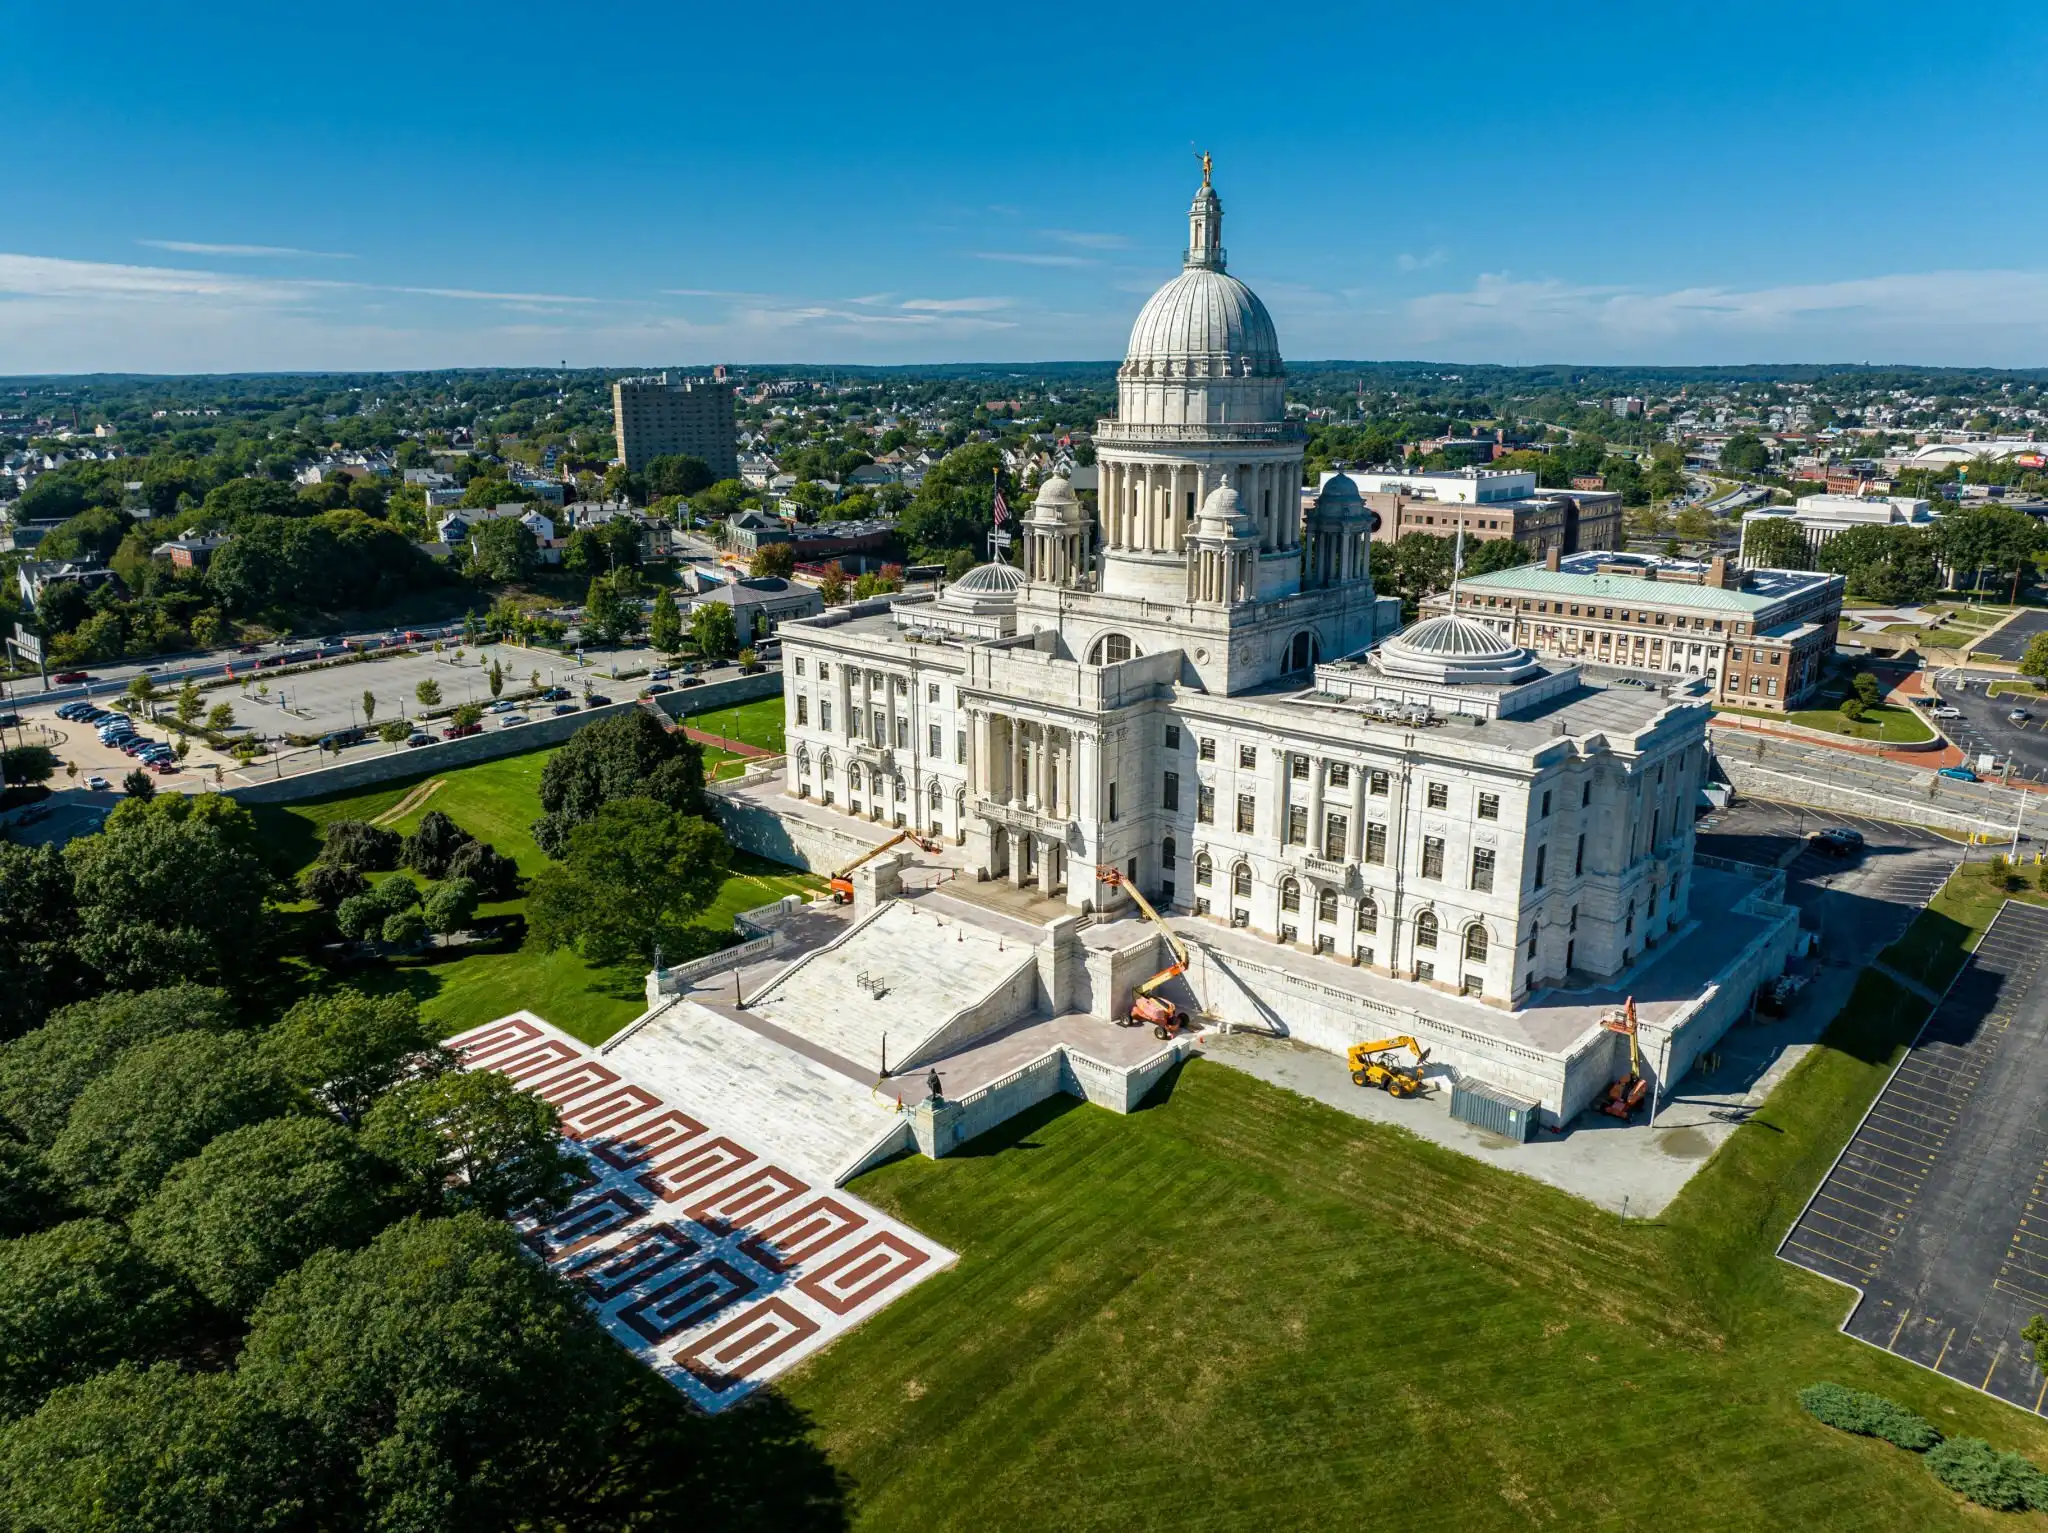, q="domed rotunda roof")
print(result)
[1371,612,1544,686]
[1123,269,1281,378]
[947,560,1027,597]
